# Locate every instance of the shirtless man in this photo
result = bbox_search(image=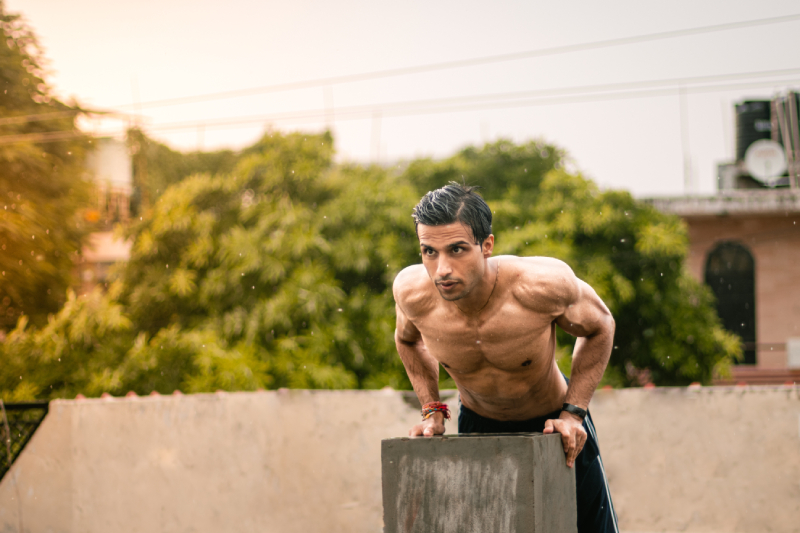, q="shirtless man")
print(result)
[393,183,619,532]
